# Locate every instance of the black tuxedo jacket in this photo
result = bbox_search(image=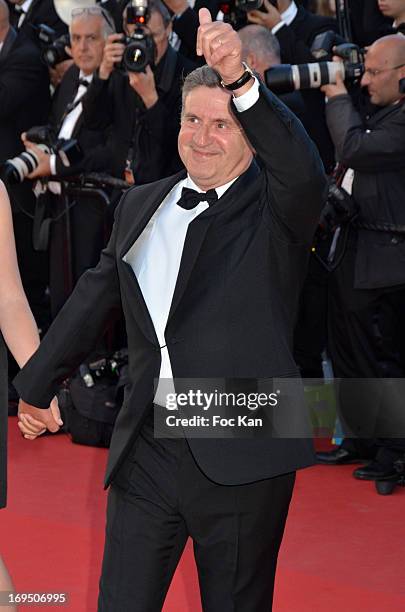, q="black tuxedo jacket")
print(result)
[47,65,114,177]
[276,4,337,172]
[8,0,67,41]
[14,83,327,487]
[0,27,51,162]
[82,46,196,183]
